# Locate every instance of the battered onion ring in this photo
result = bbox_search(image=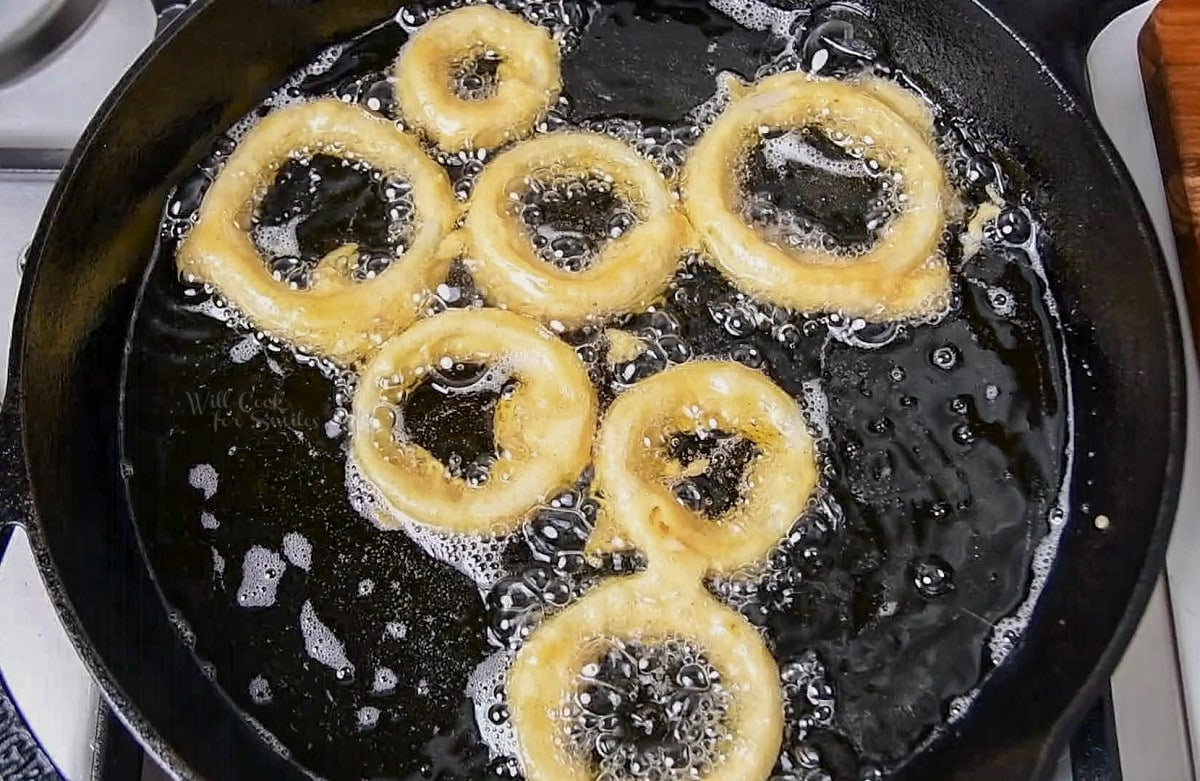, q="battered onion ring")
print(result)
[683,73,953,319]
[590,361,818,574]
[508,569,783,781]
[178,98,457,364]
[351,308,597,535]
[465,132,690,327]
[394,6,562,152]
[858,77,937,139]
